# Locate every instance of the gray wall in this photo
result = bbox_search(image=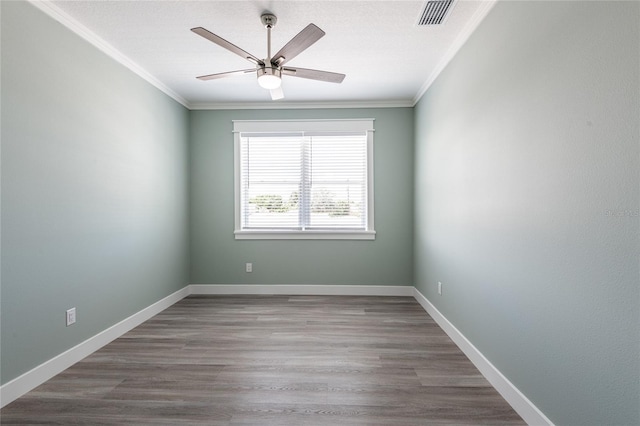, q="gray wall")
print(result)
[190,108,414,285]
[1,1,190,384]
[414,1,639,425]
